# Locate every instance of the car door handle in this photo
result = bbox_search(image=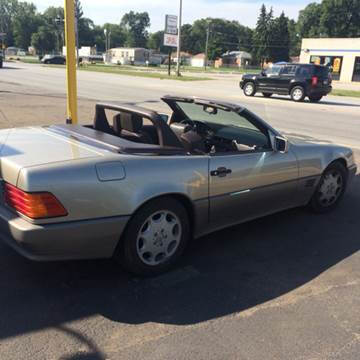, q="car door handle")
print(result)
[210,167,232,177]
